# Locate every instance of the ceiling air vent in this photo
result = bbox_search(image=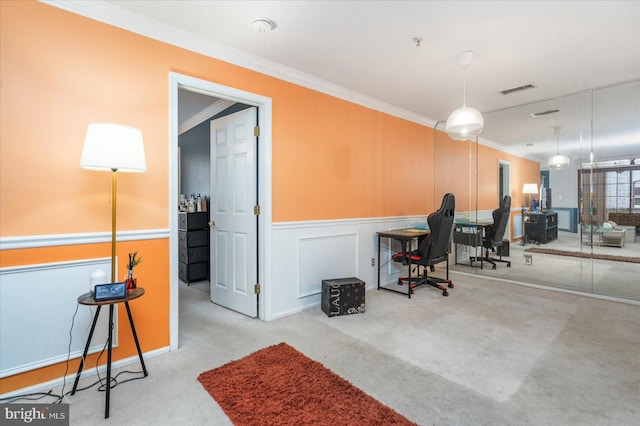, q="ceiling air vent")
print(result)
[530,109,560,117]
[500,83,536,95]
